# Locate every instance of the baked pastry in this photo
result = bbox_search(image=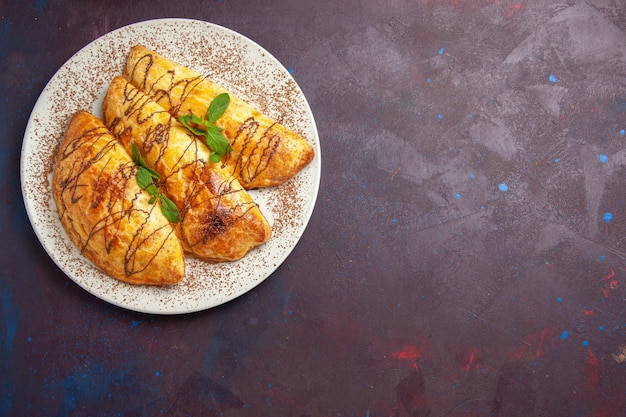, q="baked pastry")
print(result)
[103,76,271,262]
[123,44,314,189]
[52,111,185,285]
